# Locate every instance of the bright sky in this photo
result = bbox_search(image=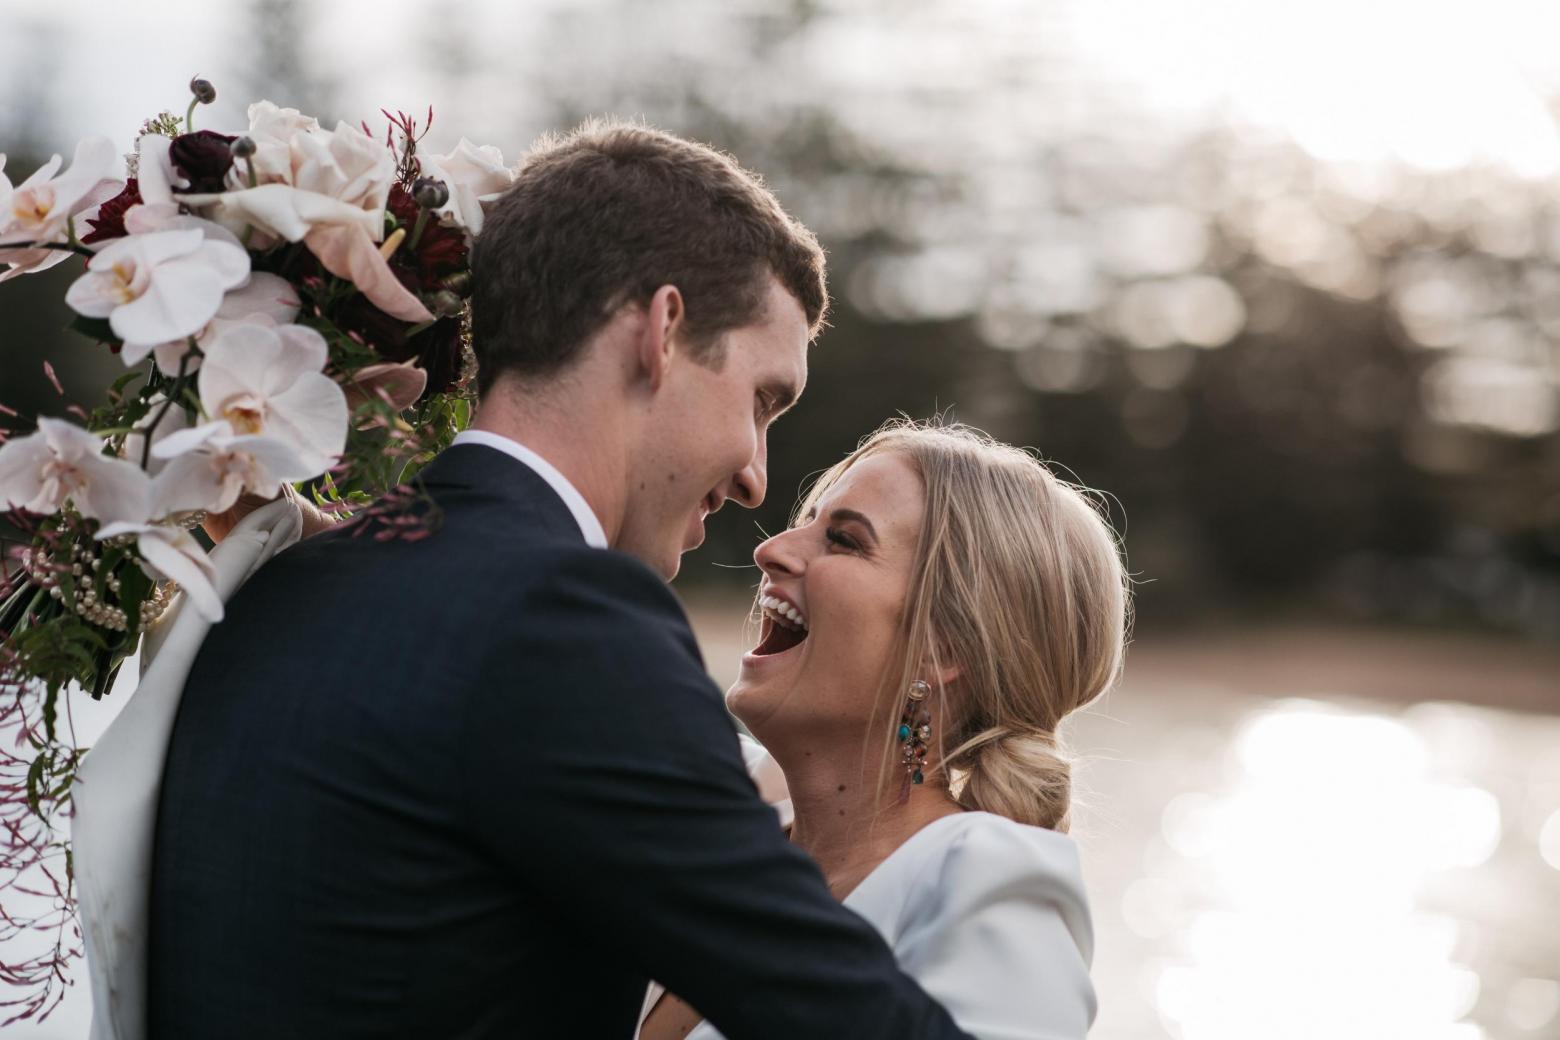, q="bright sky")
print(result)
[8,0,1560,177]
[1069,0,1560,176]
